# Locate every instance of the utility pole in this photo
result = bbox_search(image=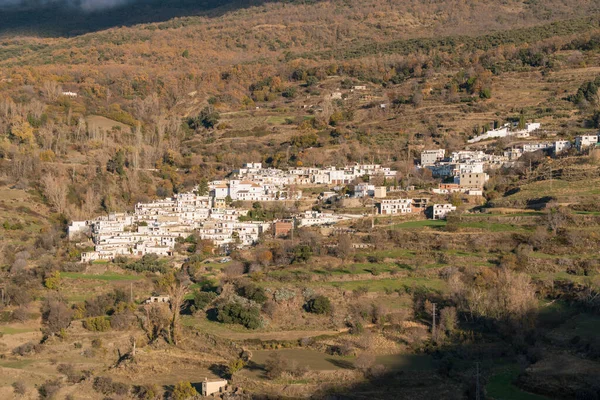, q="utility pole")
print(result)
[371,198,376,229]
[432,303,437,340]
[475,362,481,400]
